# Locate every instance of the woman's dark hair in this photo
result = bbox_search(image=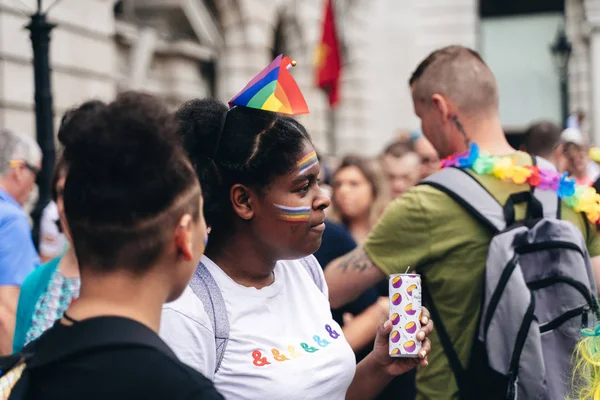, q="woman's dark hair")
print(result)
[176,98,312,232]
[61,92,200,273]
